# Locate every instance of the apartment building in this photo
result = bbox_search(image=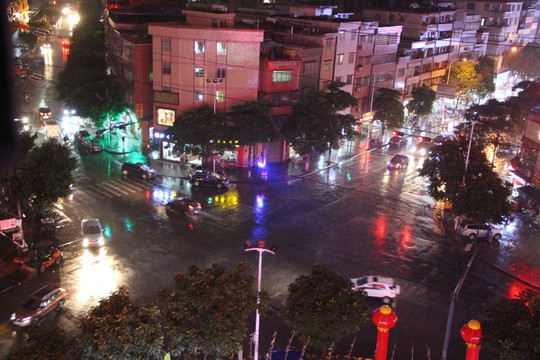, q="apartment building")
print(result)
[516,0,540,44]
[362,4,457,99]
[105,10,186,148]
[148,23,264,162]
